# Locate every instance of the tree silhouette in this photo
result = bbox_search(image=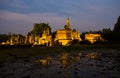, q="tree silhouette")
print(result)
[112,16,120,42]
[31,23,51,36]
[0,34,10,43]
[101,28,112,42]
